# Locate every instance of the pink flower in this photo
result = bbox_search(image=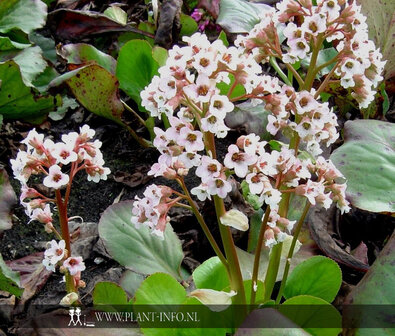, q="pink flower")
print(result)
[207,177,232,199]
[224,144,257,178]
[44,240,66,265]
[30,204,53,224]
[63,256,86,276]
[53,142,78,165]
